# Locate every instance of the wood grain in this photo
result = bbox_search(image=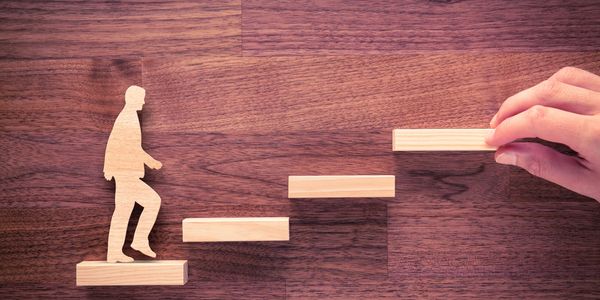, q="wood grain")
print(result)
[0,202,387,283]
[287,278,600,299]
[389,152,600,288]
[1,59,388,294]
[2,54,600,297]
[76,260,188,286]
[242,0,600,55]
[392,129,496,151]
[0,53,600,298]
[0,59,142,132]
[182,217,289,242]
[0,126,390,285]
[288,175,395,198]
[3,2,600,296]
[141,53,600,133]
[0,0,240,59]
[0,282,285,299]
